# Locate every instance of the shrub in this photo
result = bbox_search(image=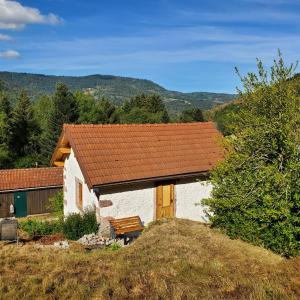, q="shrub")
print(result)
[48,190,64,217]
[82,209,99,234]
[63,210,98,240]
[107,243,122,251]
[203,53,300,257]
[19,219,63,236]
